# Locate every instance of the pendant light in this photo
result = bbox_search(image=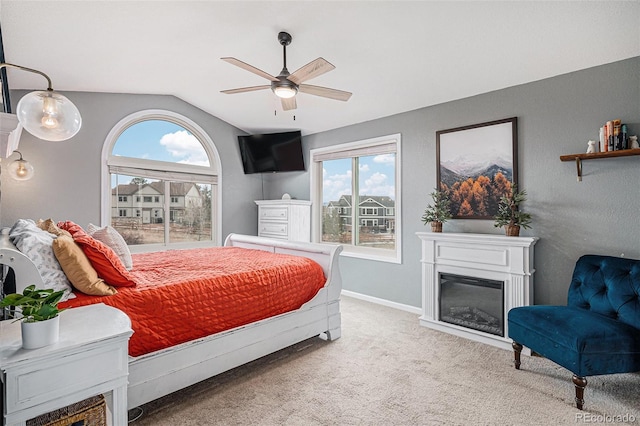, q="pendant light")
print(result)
[1,62,82,142]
